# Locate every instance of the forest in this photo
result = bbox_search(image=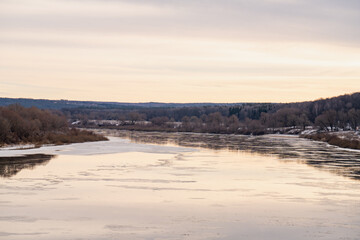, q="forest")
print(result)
[0,104,107,146]
[66,92,360,135]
